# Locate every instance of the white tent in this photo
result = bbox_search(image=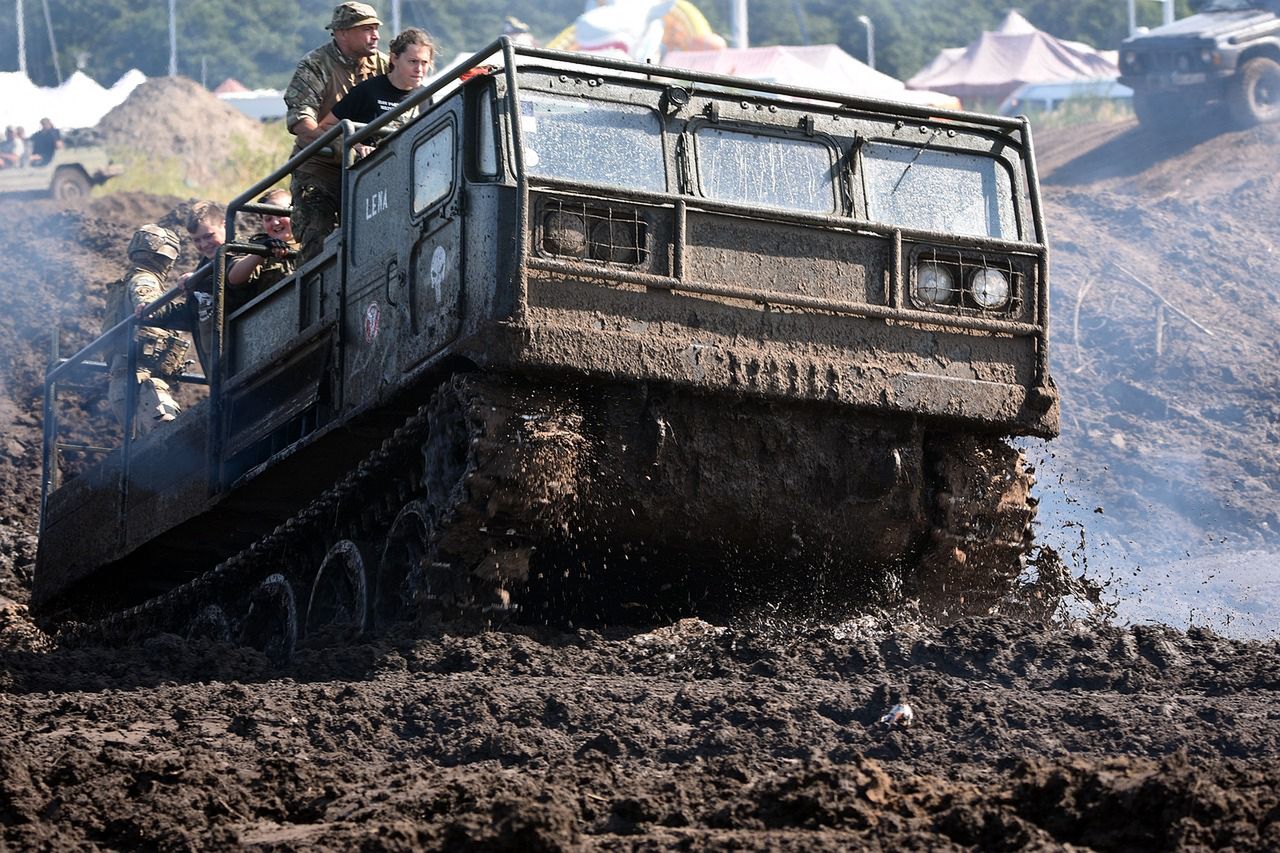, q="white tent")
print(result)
[0,69,145,130]
[907,11,1118,104]
[663,44,959,110]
